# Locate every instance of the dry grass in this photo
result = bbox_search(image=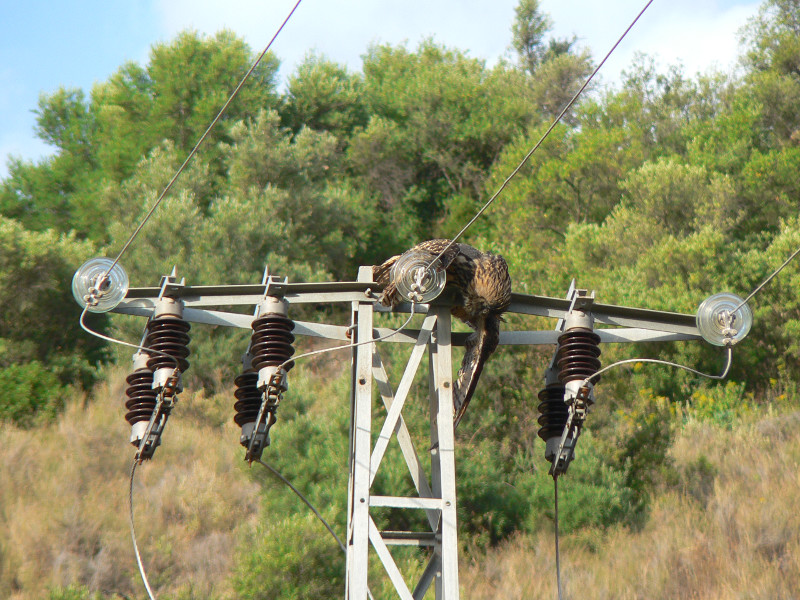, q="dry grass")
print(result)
[460,409,800,600]
[2,368,799,600]
[0,368,261,600]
